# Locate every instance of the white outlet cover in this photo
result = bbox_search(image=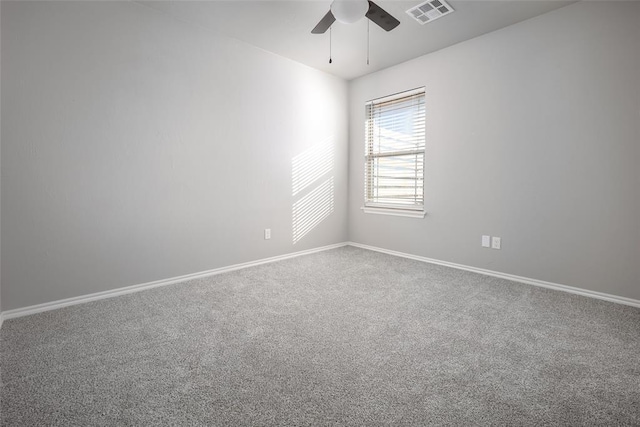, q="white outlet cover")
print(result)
[491,237,501,249]
[482,235,491,248]
[264,229,271,240]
